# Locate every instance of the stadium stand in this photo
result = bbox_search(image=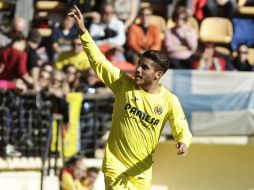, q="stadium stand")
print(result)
[34,1,65,11]
[237,0,254,15]
[167,16,199,35]
[199,17,233,44]
[0,1,11,9]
